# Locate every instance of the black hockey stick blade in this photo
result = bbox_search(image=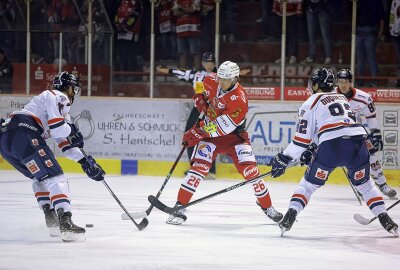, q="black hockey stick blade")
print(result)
[138,217,149,229]
[148,195,176,214]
